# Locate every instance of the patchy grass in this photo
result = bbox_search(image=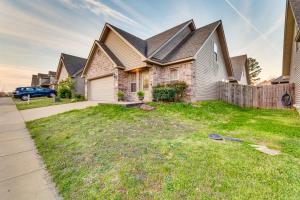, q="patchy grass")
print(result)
[14,97,81,110]
[26,101,300,199]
